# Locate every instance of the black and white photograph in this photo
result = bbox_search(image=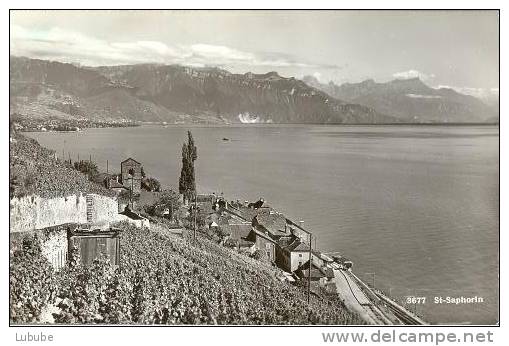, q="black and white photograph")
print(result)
[7,7,501,335]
